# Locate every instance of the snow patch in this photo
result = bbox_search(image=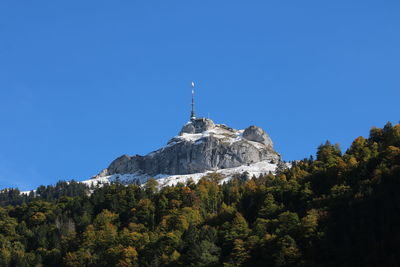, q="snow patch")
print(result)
[82,160,278,188]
